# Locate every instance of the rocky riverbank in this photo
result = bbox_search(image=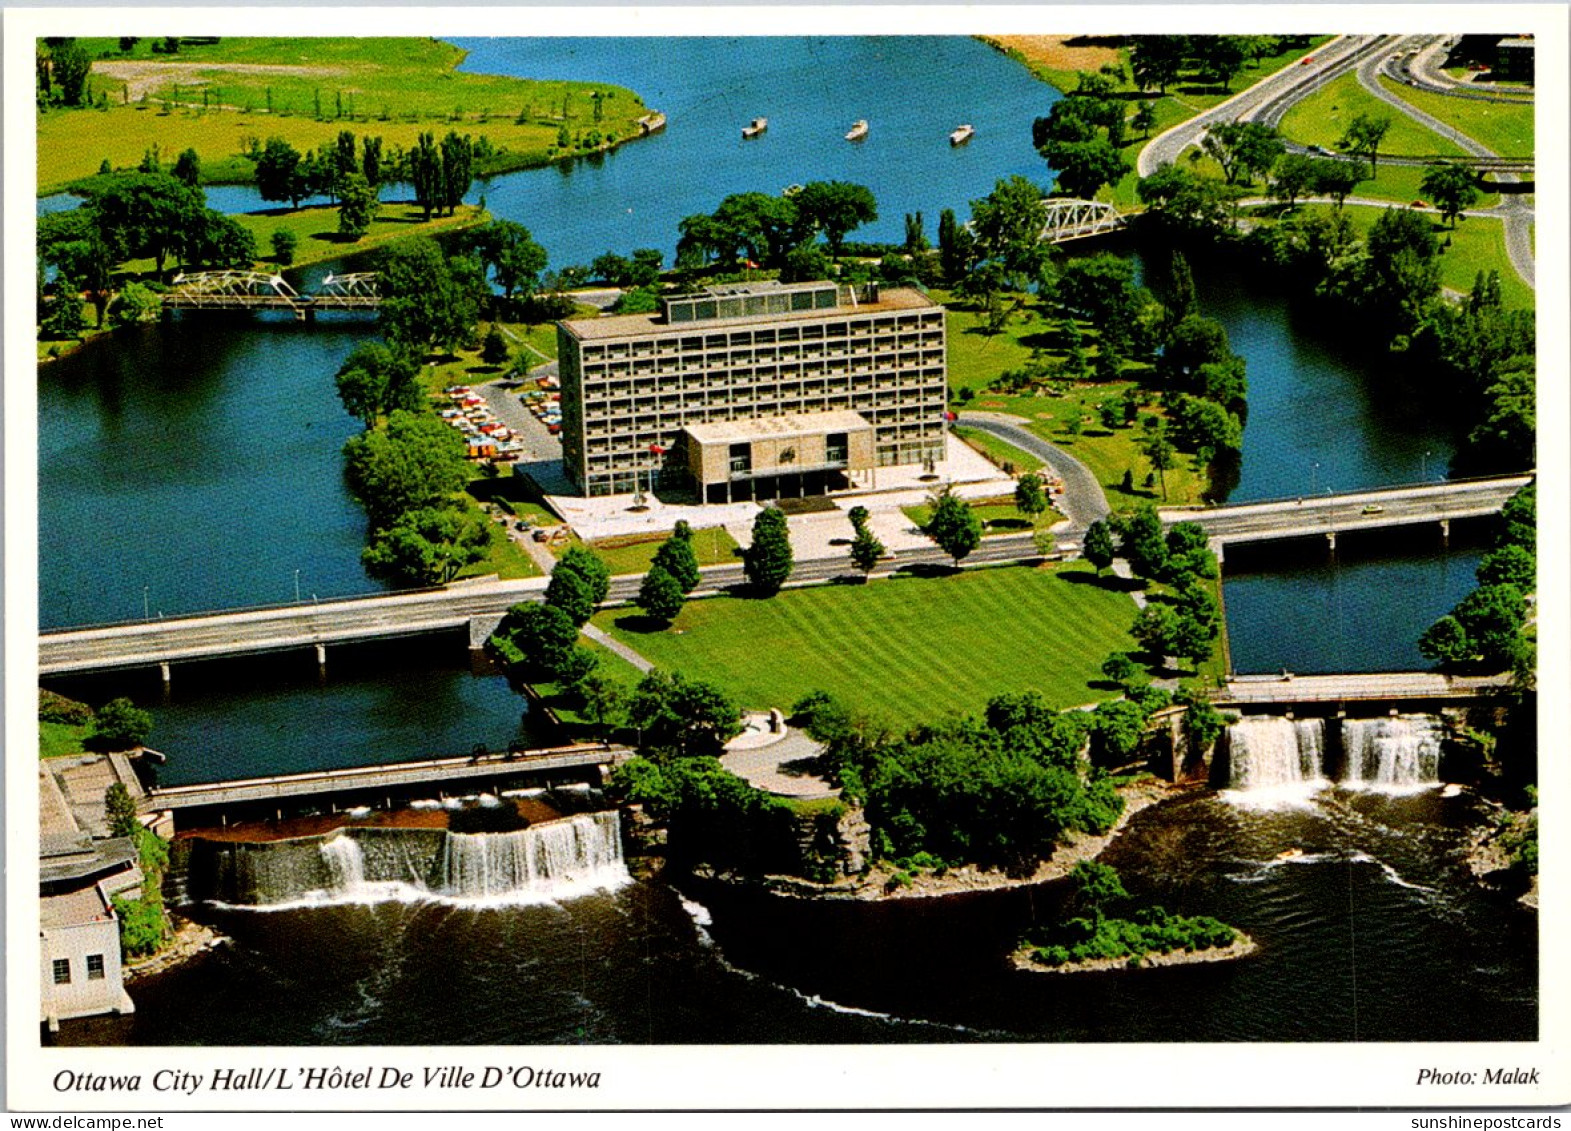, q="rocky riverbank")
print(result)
[124,915,229,983]
[755,775,1183,902]
[1010,933,1259,975]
